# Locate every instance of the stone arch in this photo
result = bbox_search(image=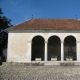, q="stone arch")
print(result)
[64,35,77,42]
[47,34,61,43]
[64,35,77,61]
[48,35,61,61]
[31,35,45,61]
[30,34,45,42]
